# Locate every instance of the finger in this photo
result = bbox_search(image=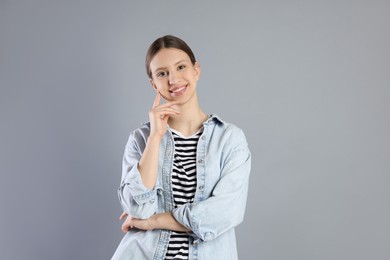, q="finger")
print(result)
[152,91,161,108]
[153,108,181,117]
[154,111,179,122]
[121,223,128,233]
[122,222,134,233]
[155,100,181,109]
[150,109,180,122]
[119,212,127,220]
[121,217,132,232]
